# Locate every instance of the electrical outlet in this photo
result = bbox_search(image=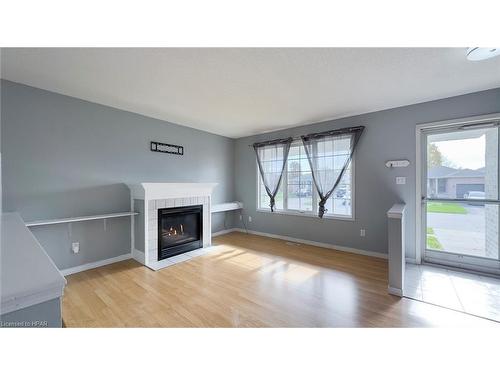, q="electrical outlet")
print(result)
[248,216,252,223]
[360,229,366,237]
[71,242,80,254]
